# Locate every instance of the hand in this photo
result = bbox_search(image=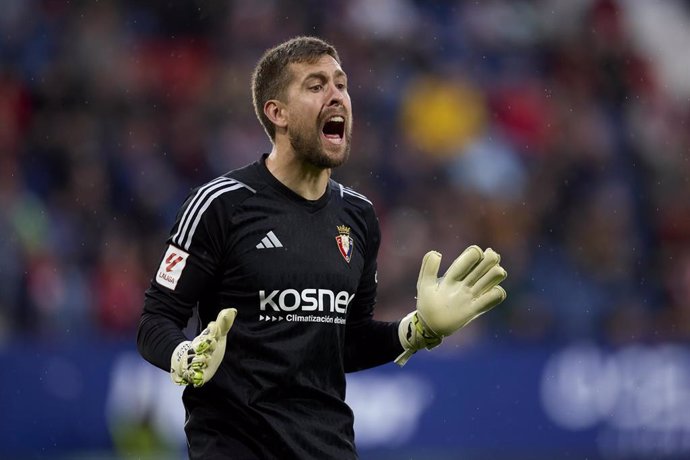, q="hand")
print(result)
[395,246,507,366]
[170,308,237,387]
